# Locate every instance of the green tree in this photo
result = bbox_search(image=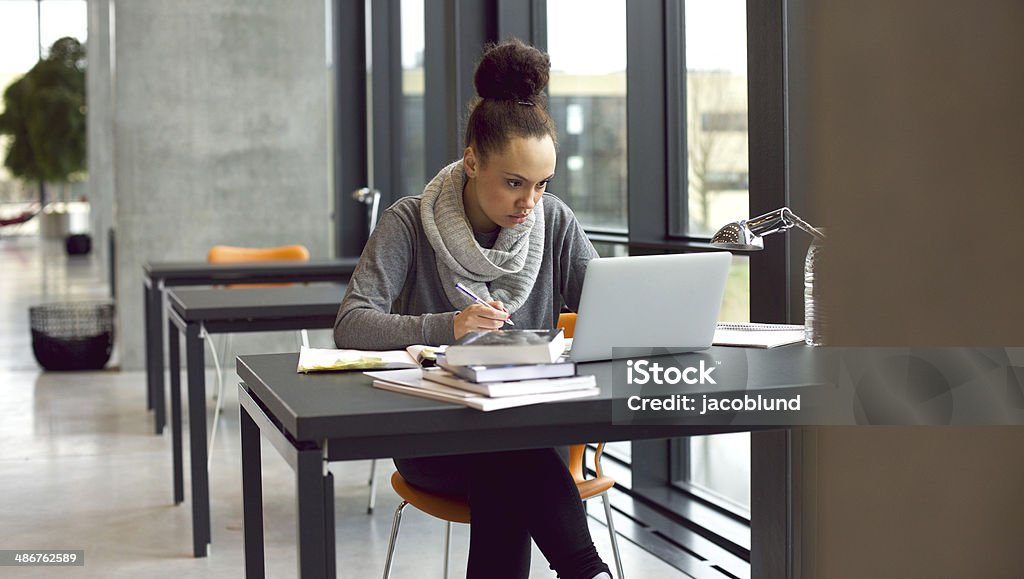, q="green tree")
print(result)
[0,37,87,205]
